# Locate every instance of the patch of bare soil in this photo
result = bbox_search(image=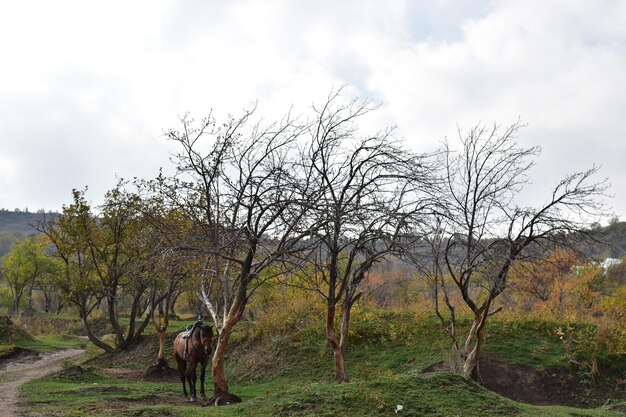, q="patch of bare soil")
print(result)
[116,394,189,405]
[145,361,180,381]
[77,395,192,417]
[478,353,581,406]
[95,394,211,415]
[97,365,179,383]
[0,347,41,370]
[423,353,583,407]
[0,348,84,417]
[97,367,146,381]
